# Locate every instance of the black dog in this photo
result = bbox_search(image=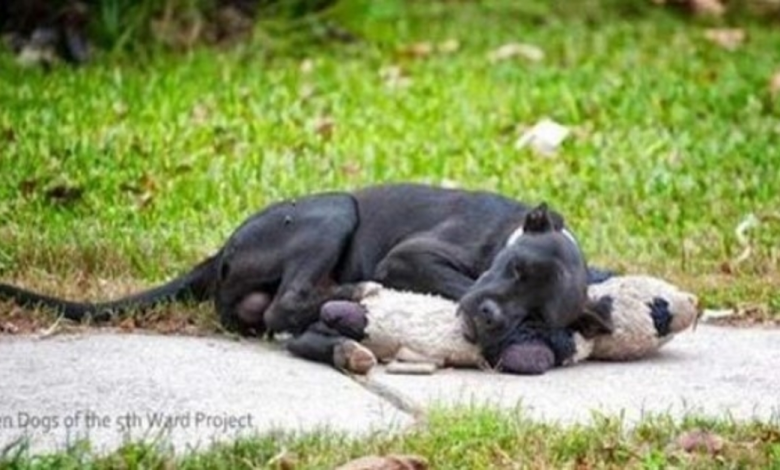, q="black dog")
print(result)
[0,183,611,352]
[284,202,614,373]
